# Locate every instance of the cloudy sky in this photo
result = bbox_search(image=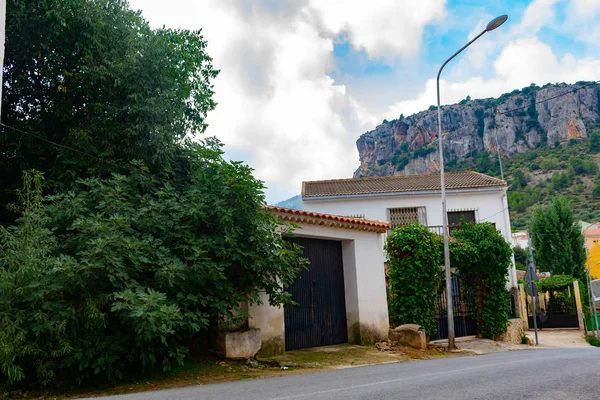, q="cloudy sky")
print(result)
[129,0,600,204]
